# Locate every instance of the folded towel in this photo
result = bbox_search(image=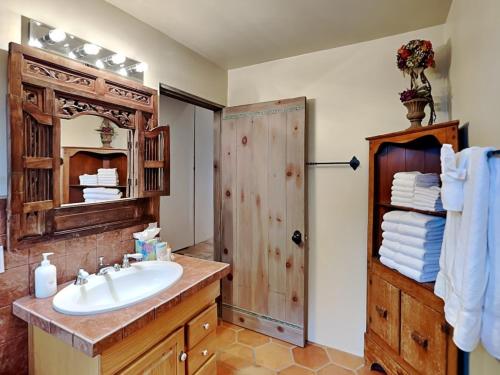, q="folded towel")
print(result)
[393,179,439,189]
[394,171,439,181]
[83,188,121,195]
[380,255,398,270]
[392,185,414,193]
[383,239,441,259]
[382,222,444,239]
[383,211,445,228]
[383,231,443,249]
[396,263,438,282]
[98,168,117,173]
[395,251,440,272]
[391,190,414,199]
[379,245,397,260]
[83,194,122,200]
[415,186,441,198]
